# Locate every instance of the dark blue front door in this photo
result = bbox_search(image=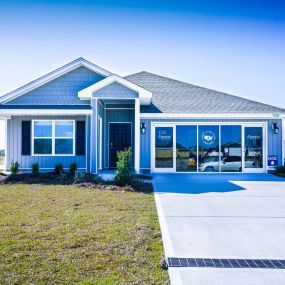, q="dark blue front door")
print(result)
[109,123,131,168]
